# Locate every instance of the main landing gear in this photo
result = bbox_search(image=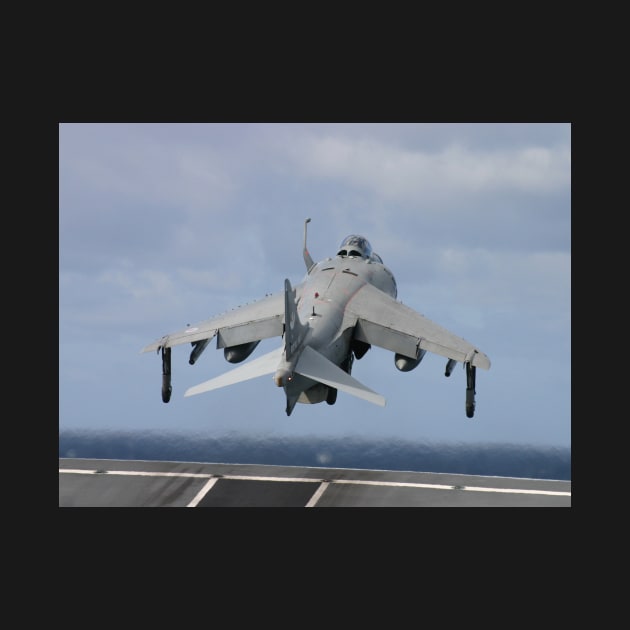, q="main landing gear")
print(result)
[326,352,354,405]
